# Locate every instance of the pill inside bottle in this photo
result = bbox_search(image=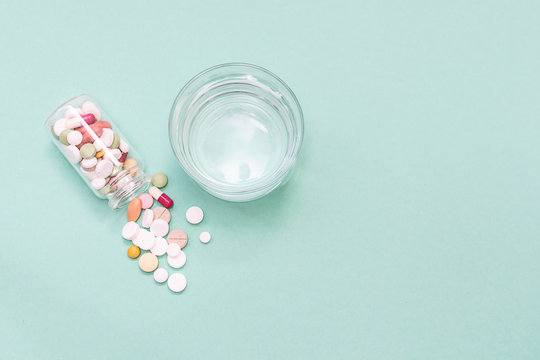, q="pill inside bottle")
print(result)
[45,94,151,209]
